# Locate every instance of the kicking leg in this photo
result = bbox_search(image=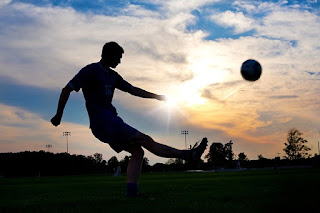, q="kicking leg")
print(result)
[130,132,208,161]
[131,132,187,159]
